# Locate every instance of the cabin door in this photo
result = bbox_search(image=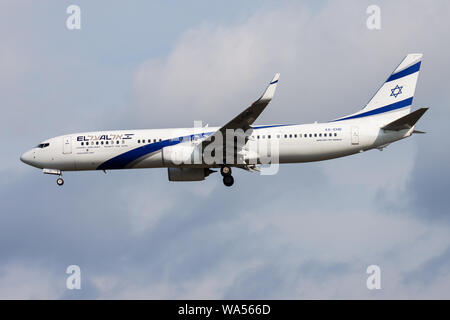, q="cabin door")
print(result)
[351,127,359,145]
[63,136,72,154]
